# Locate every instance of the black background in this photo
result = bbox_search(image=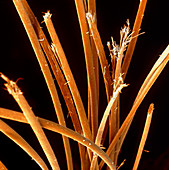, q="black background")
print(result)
[0,0,169,169]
